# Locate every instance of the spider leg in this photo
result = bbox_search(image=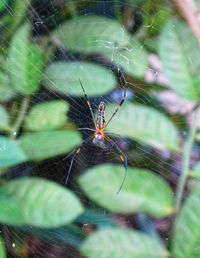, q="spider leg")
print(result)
[105,132,122,138]
[65,150,80,184]
[105,88,126,128]
[106,135,128,194]
[63,145,80,160]
[79,79,96,128]
[77,127,96,132]
[64,136,91,184]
